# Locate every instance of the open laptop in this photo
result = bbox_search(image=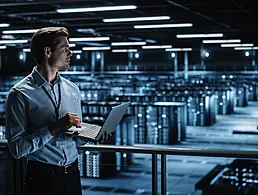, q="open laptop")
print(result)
[66,101,131,141]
